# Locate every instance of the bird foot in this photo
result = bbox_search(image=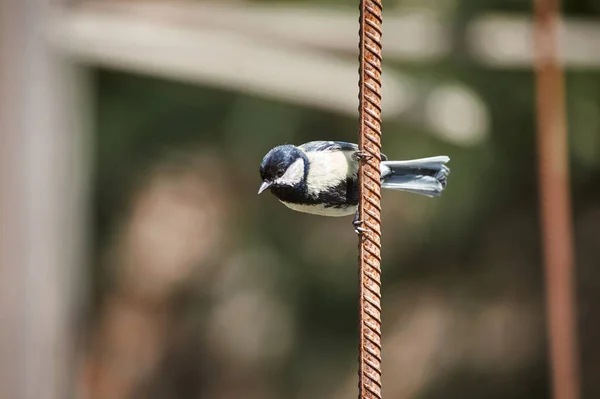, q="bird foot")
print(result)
[353,151,373,162]
[353,219,369,236]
